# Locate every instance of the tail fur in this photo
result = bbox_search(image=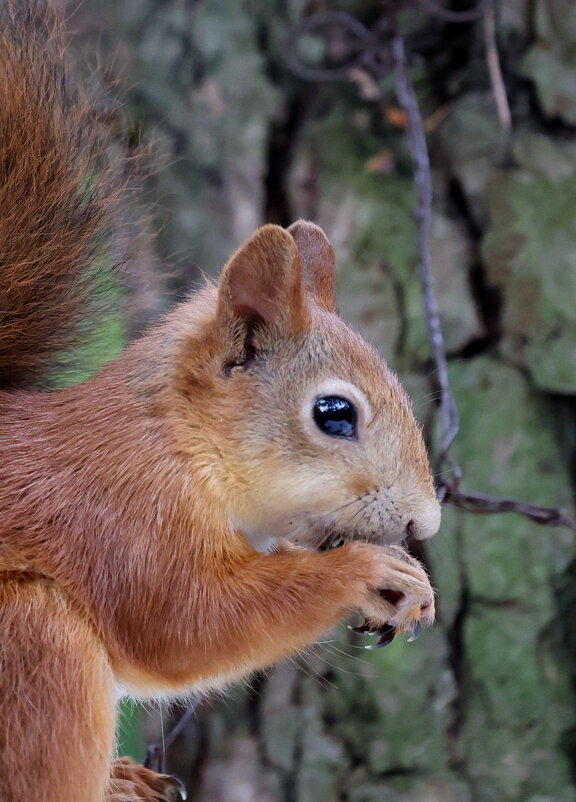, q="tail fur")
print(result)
[0,2,123,388]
